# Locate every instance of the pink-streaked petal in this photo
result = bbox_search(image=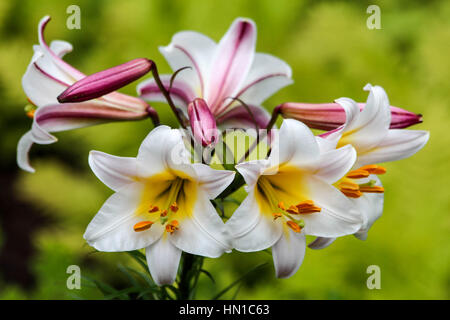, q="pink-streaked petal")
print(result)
[159,31,217,95]
[355,129,429,167]
[17,132,36,173]
[216,104,271,130]
[272,230,306,278]
[205,18,256,114]
[145,237,181,286]
[307,237,336,250]
[37,16,84,82]
[137,75,196,110]
[88,151,138,192]
[229,53,292,107]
